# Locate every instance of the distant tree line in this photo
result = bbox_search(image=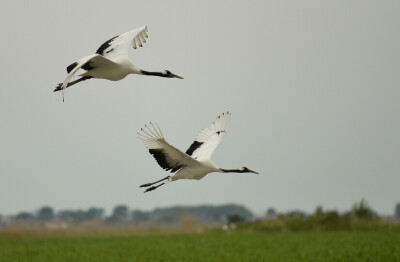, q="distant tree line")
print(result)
[131,204,253,224]
[242,200,399,232]
[2,200,400,227]
[265,200,400,220]
[10,206,105,224]
[5,204,253,225]
[395,203,400,218]
[275,199,378,220]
